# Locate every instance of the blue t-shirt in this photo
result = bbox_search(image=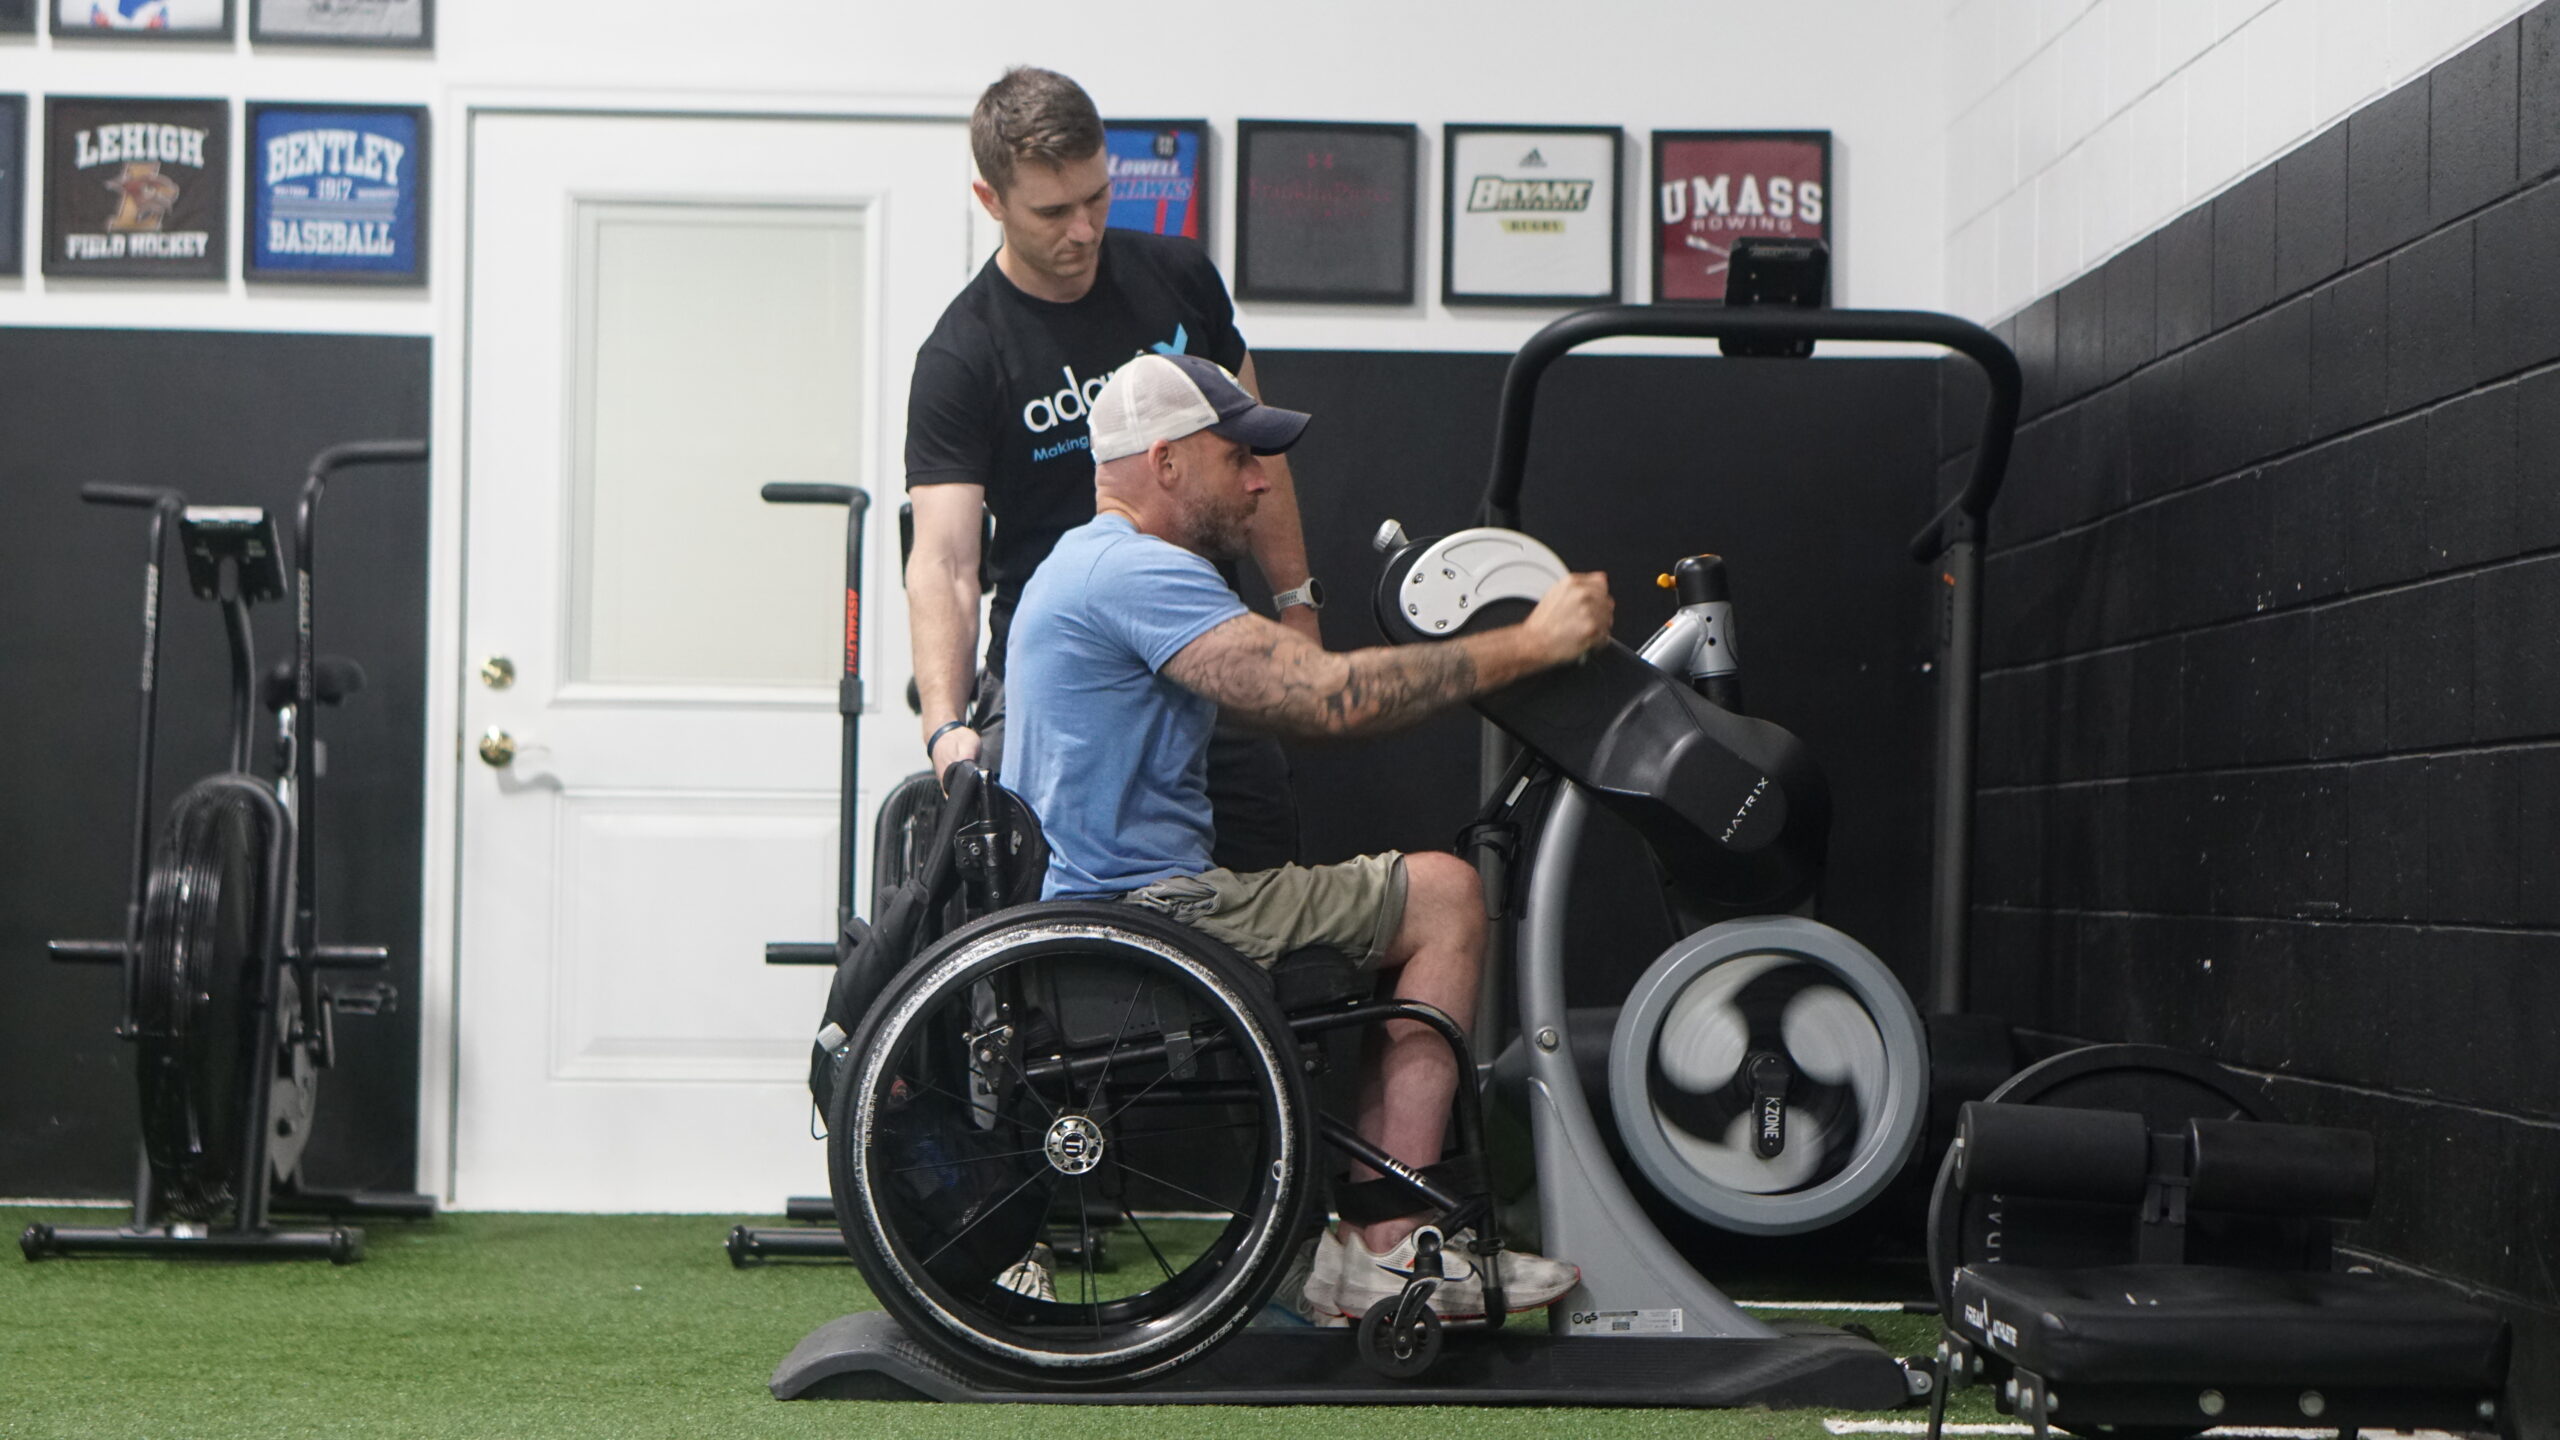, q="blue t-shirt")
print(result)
[1004,514,1247,898]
